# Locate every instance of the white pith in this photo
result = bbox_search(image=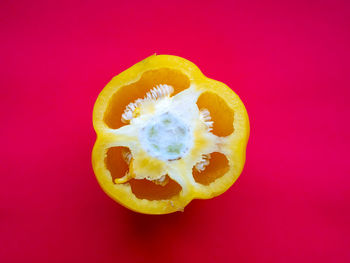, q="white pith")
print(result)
[139,112,193,161]
[113,84,220,189]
